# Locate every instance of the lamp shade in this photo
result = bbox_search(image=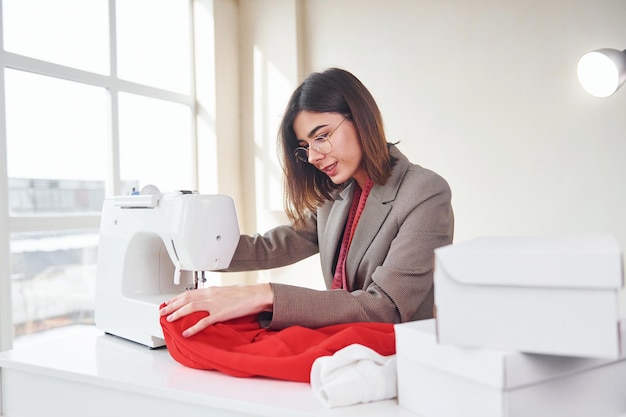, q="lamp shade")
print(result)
[577,48,626,98]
